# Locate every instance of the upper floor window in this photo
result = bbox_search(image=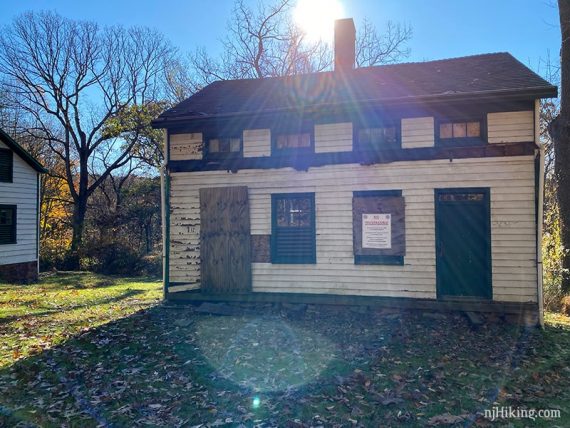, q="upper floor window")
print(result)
[206,136,242,159]
[272,122,314,154]
[0,149,13,183]
[437,119,485,145]
[0,205,16,245]
[276,133,311,150]
[358,124,400,150]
